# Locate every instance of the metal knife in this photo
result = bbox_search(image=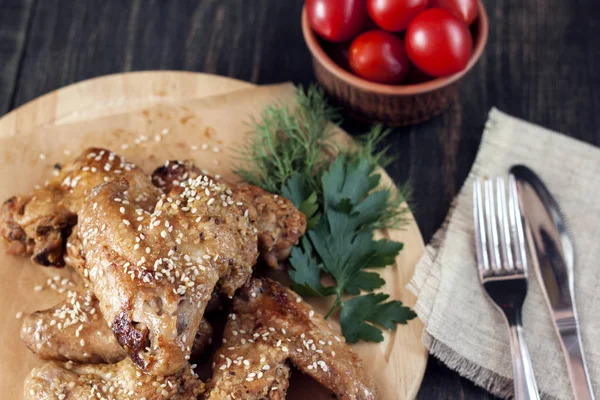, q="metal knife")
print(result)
[511,165,595,400]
